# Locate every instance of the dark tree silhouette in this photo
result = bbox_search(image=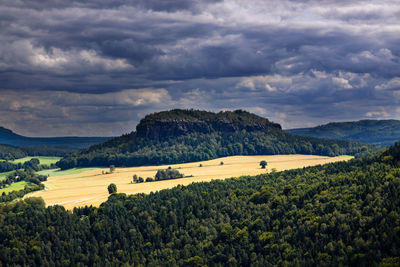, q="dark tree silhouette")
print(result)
[260,160,267,169]
[107,183,117,194]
